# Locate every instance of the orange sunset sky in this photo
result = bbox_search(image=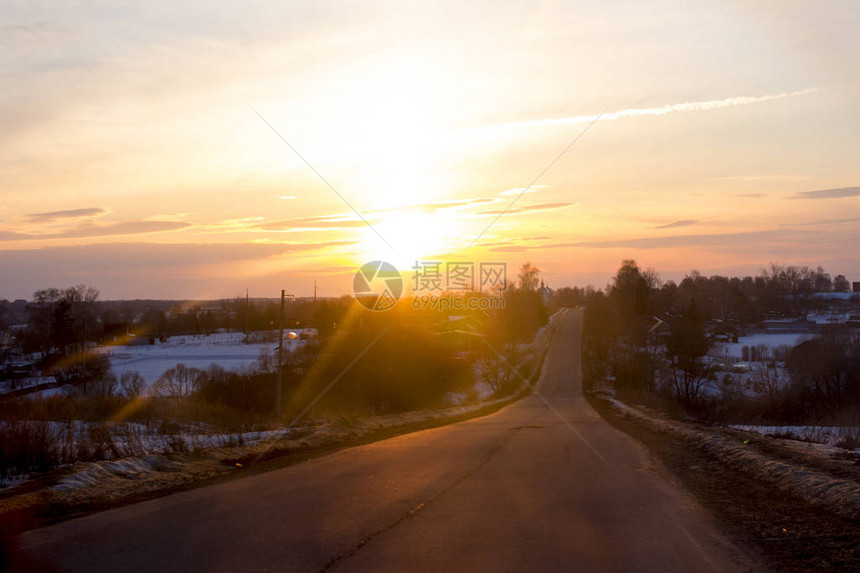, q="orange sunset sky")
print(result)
[2,1,859,300]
